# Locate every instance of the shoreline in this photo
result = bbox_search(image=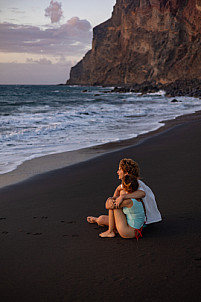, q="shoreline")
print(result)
[1,110,201,189]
